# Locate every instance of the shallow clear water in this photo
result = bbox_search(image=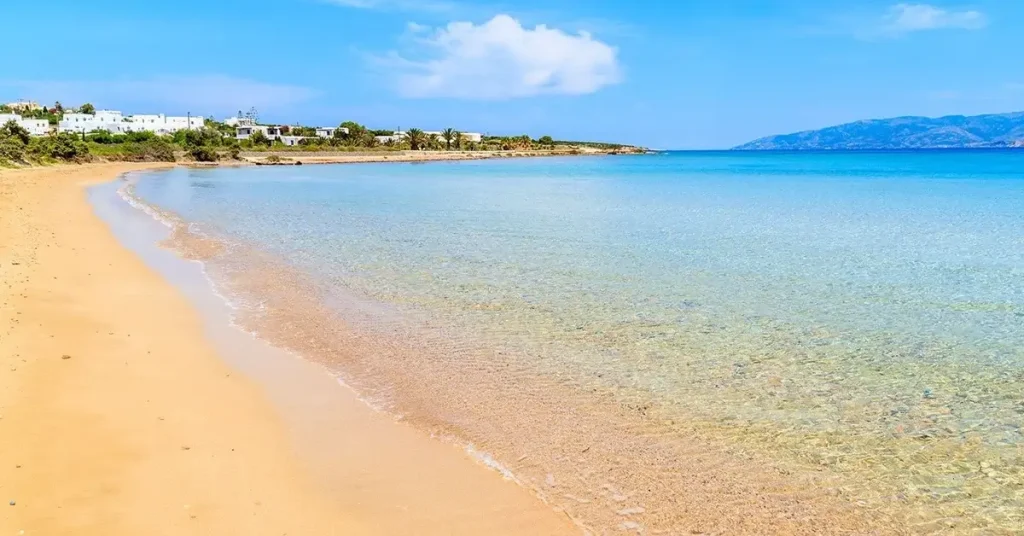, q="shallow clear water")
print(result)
[133,152,1024,532]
